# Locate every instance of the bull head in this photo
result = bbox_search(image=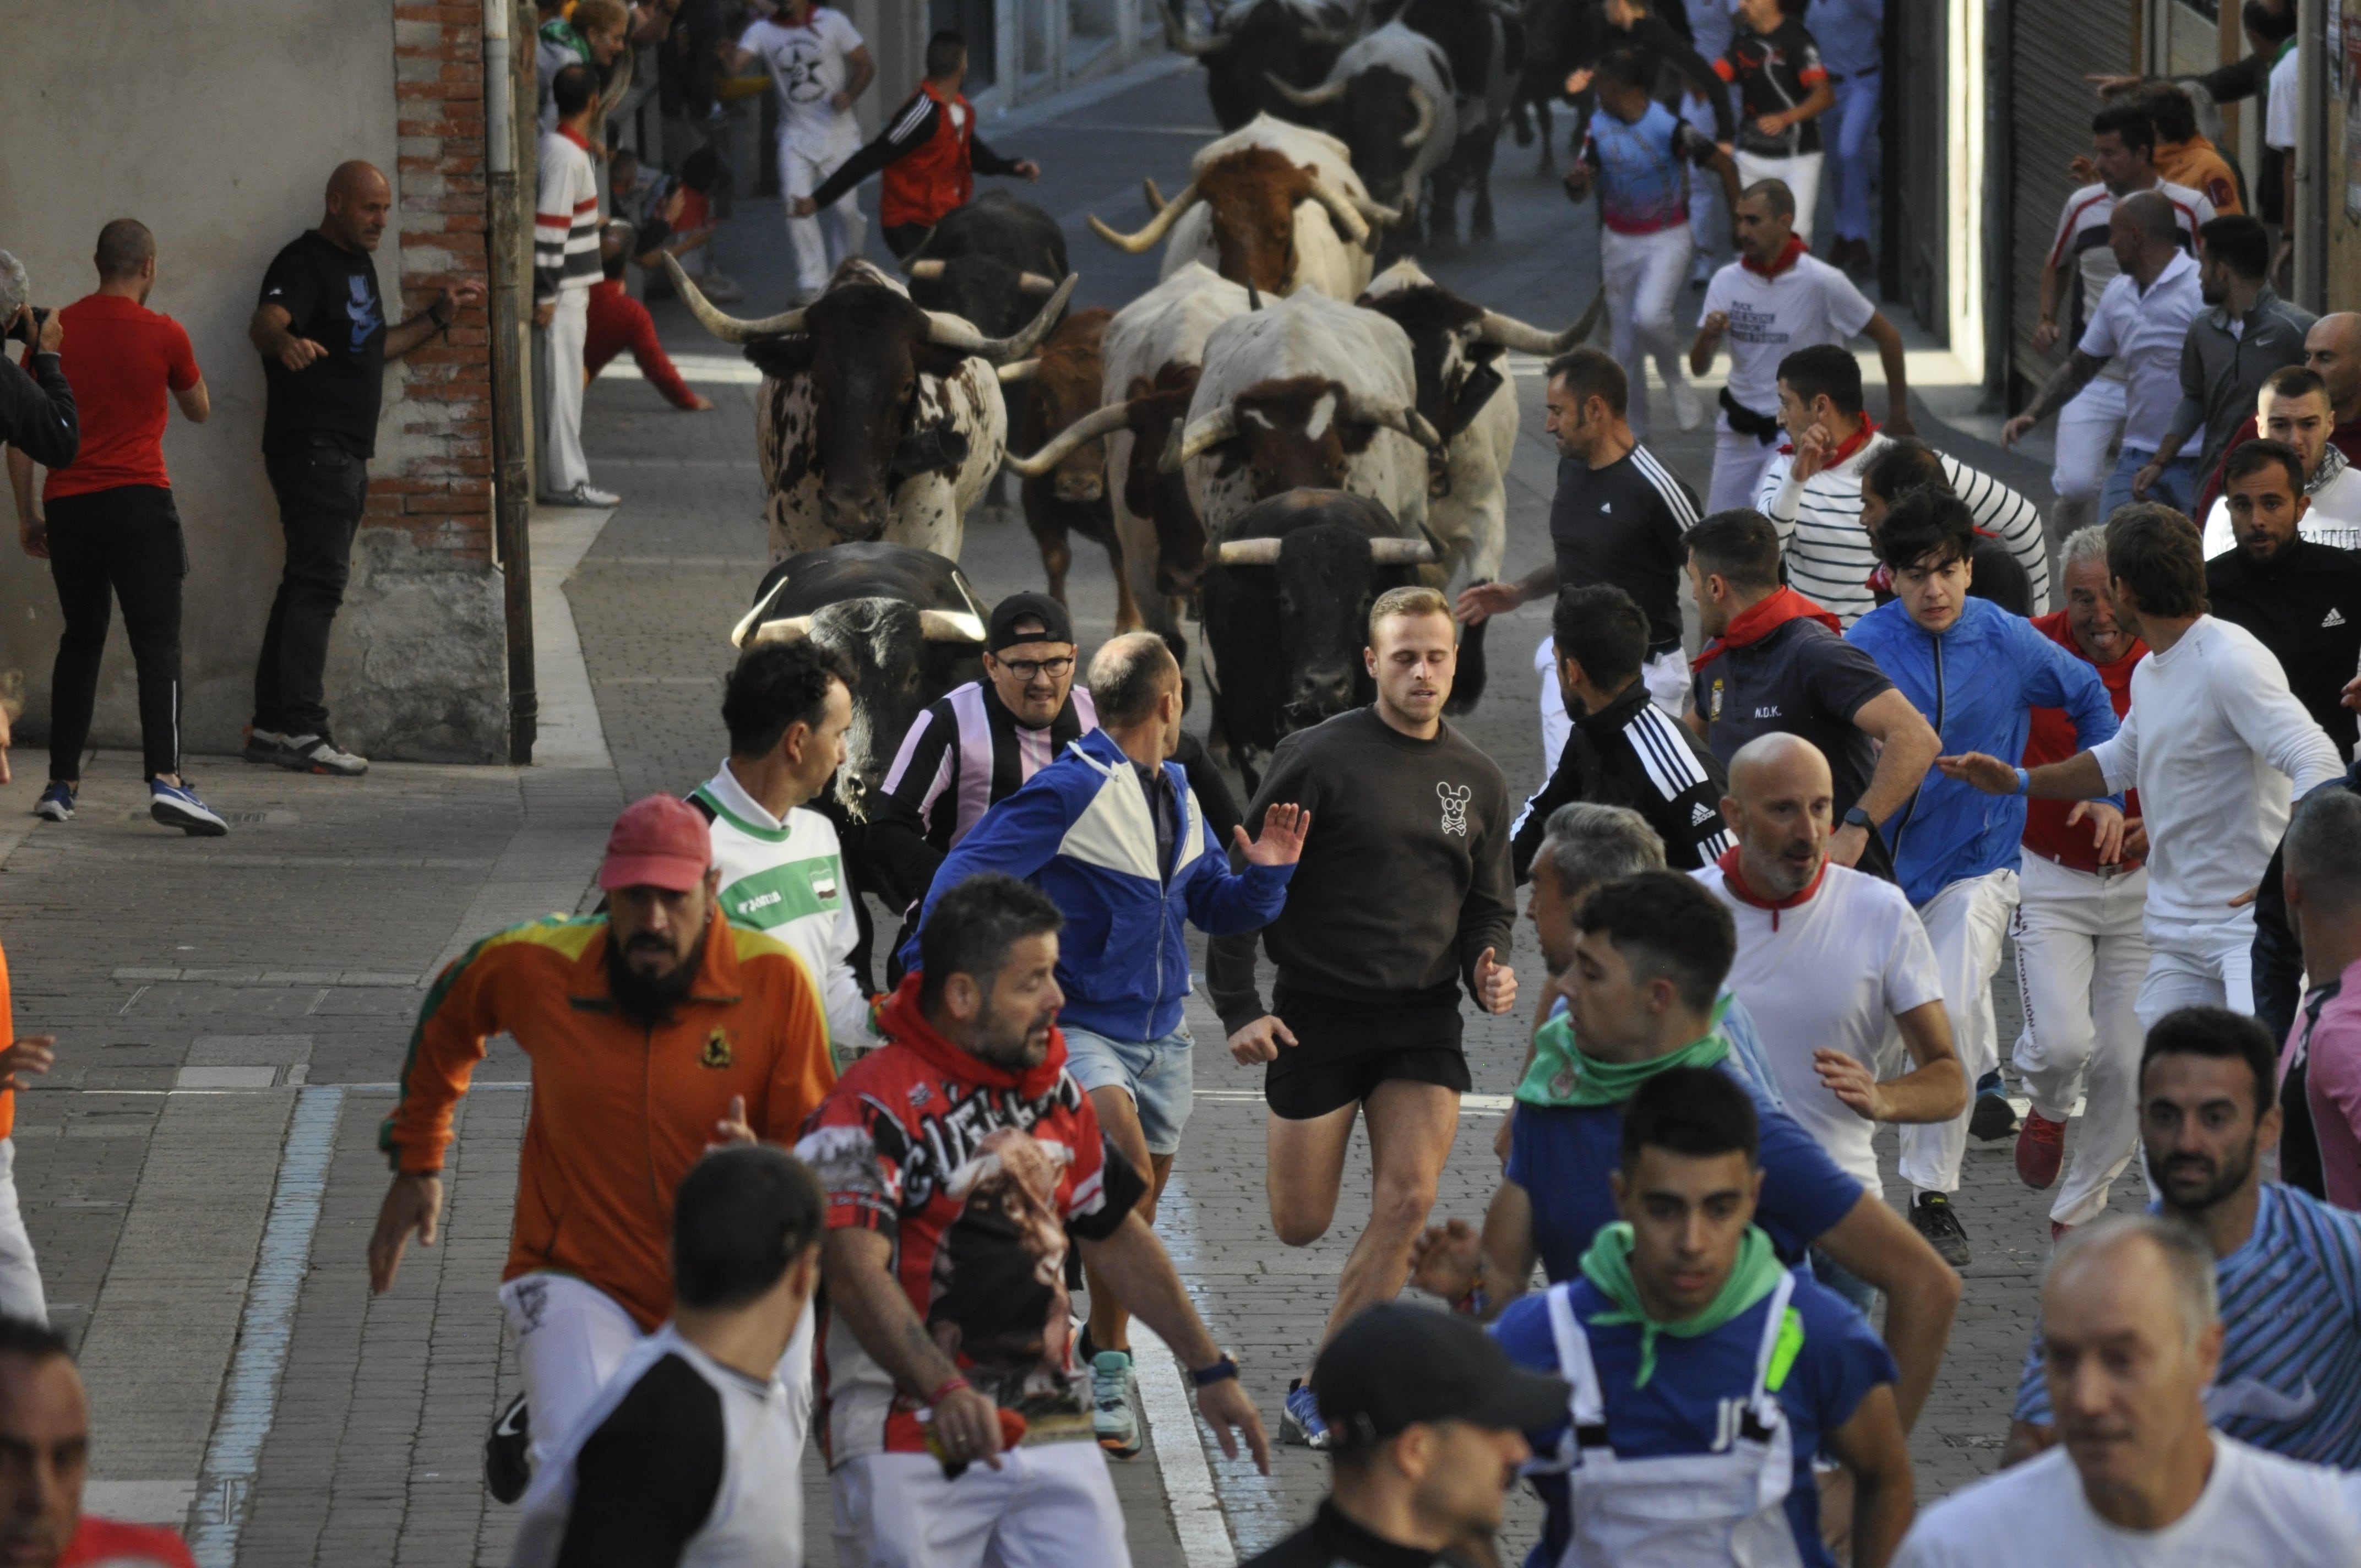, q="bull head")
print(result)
[1087,148,1389,292]
[1162,379,1442,488]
